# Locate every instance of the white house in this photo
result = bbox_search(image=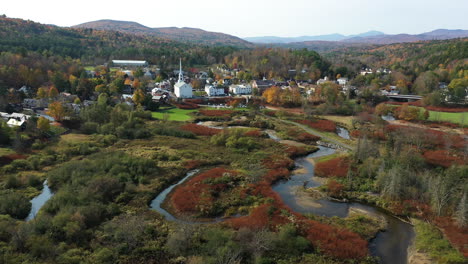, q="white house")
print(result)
[112,60,148,67]
[316,76,329,85]
[205,85,225,96]
[360,68,373,75]
[174,60,193,98]
[337,77,348,86]
[229,84,252,95]
[0,112,30,127]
